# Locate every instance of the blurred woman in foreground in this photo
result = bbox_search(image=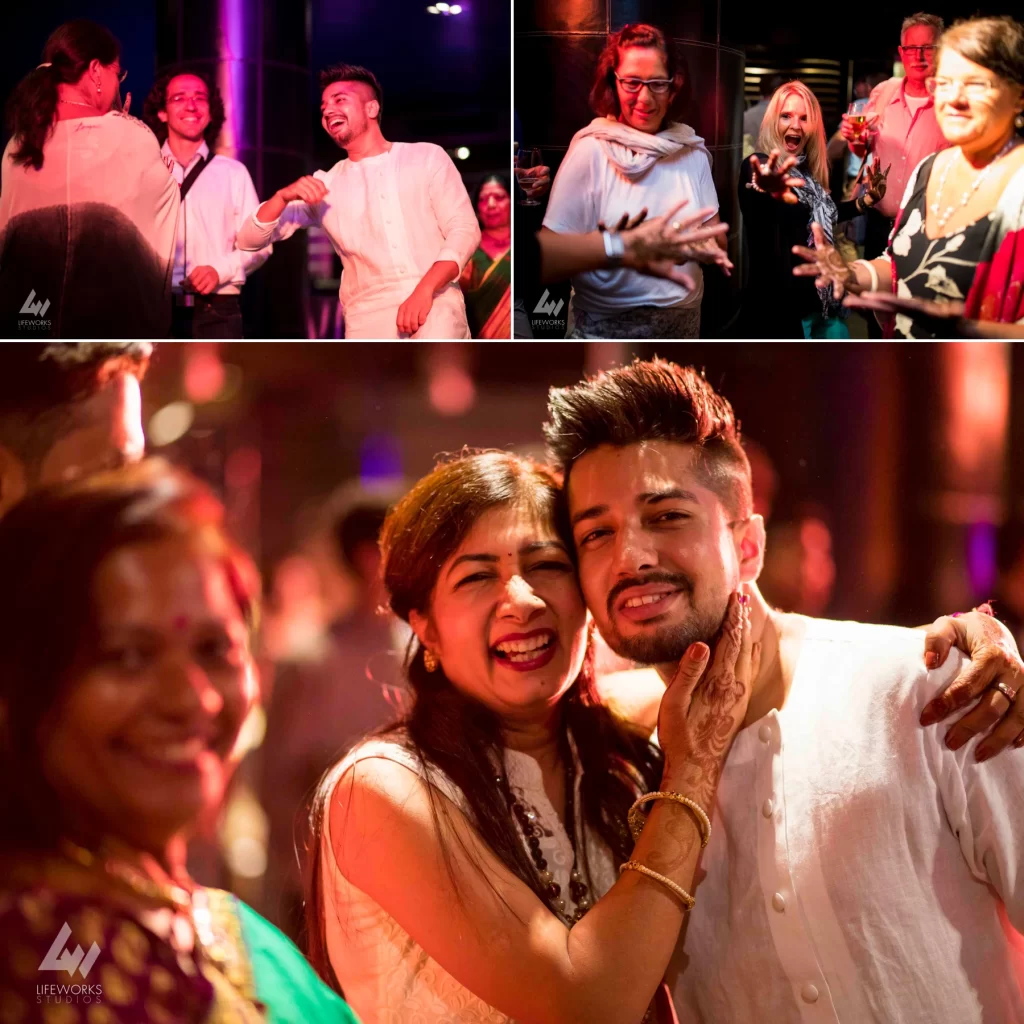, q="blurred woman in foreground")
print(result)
[0,462,355,1023]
